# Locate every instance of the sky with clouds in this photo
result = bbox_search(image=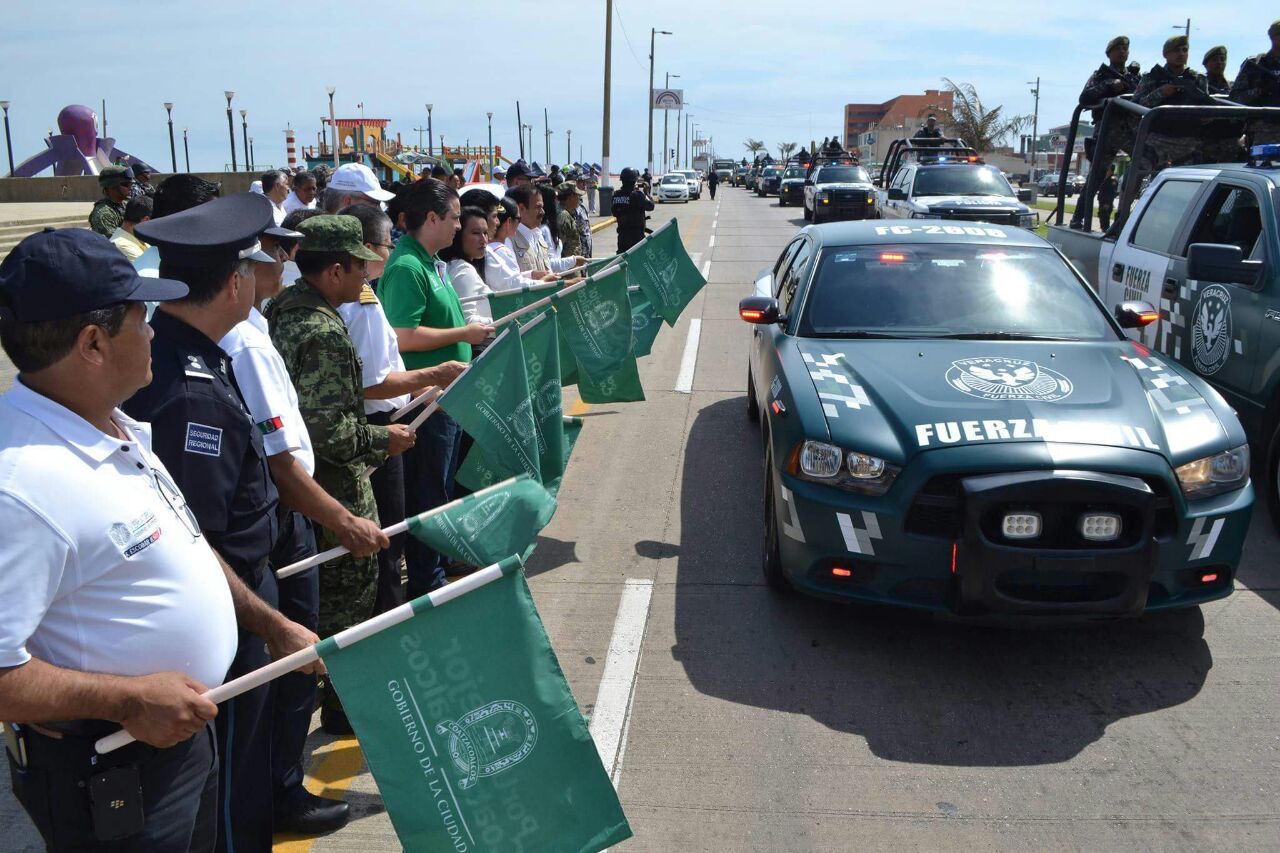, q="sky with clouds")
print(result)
[1,0,1276,176]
